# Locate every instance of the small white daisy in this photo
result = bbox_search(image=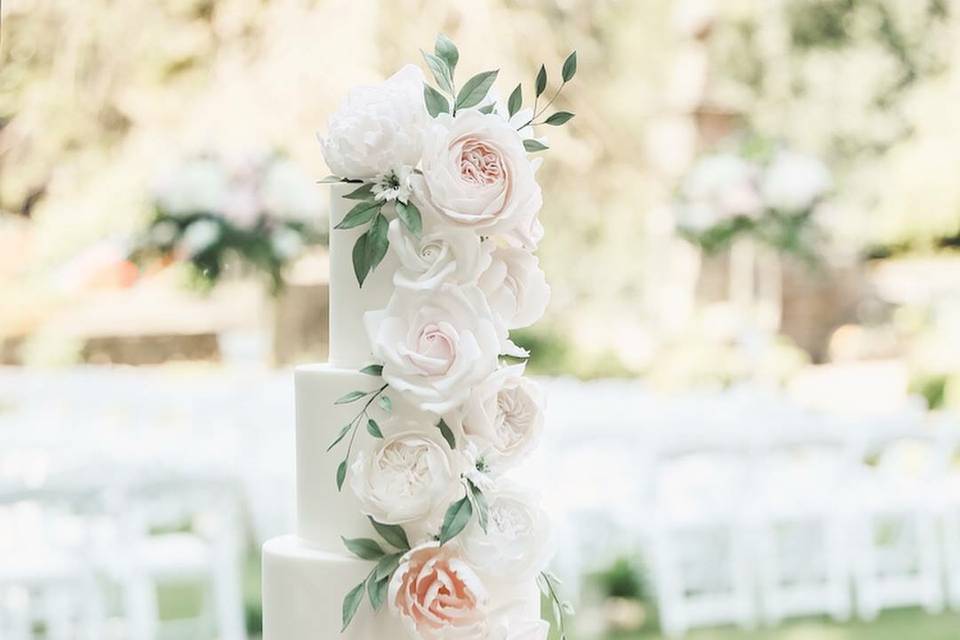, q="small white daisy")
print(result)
[371,165,415,204]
